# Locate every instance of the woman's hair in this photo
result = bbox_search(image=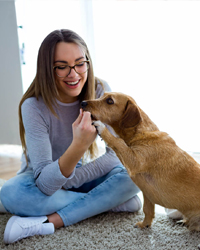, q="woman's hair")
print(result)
[19,29,99,163]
